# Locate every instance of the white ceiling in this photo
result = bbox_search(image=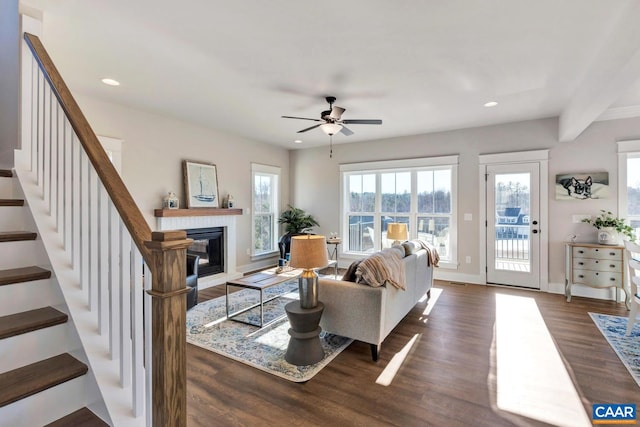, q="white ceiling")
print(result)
[21,0,640,149]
